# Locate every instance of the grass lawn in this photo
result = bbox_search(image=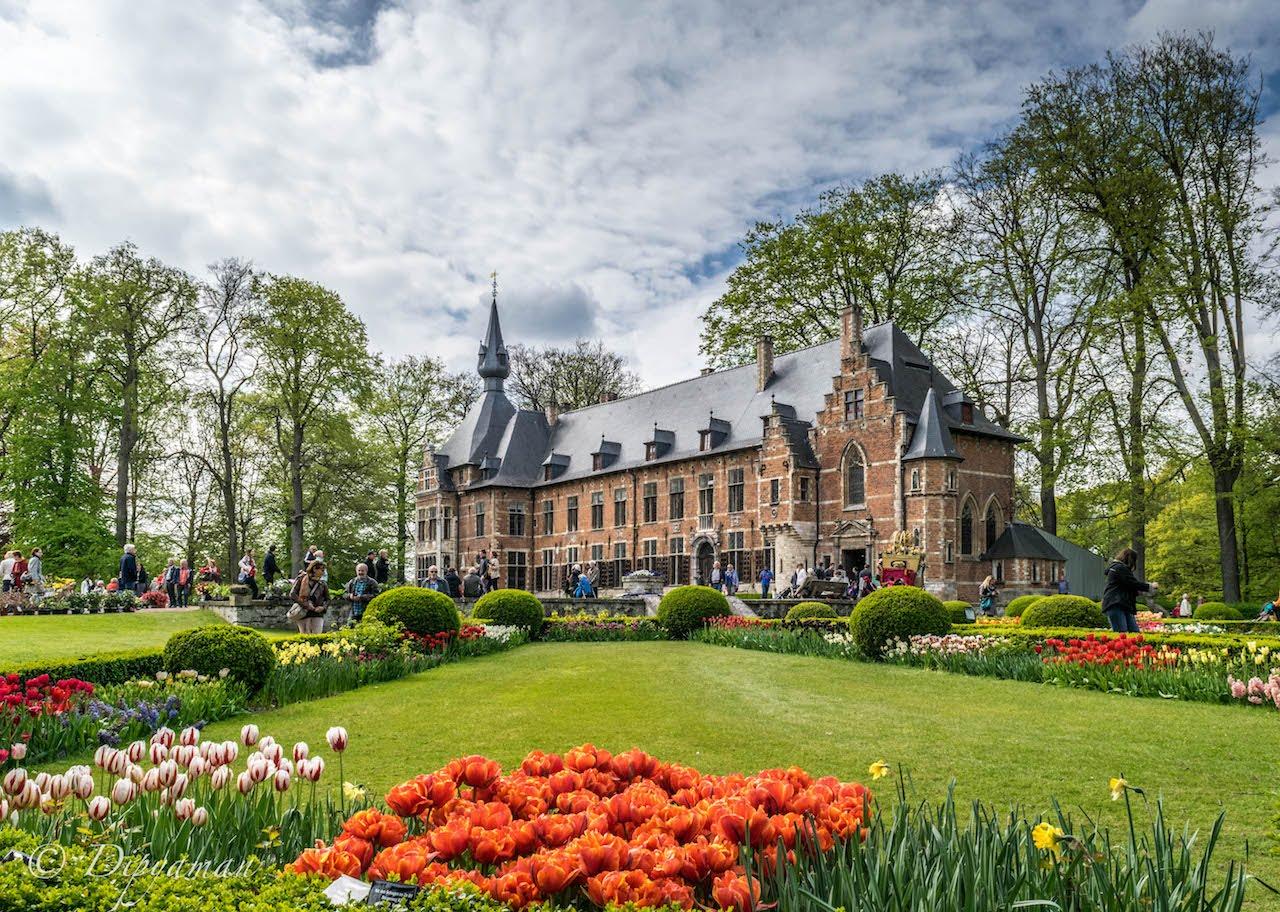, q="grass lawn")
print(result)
[196,641,1280,906]
[0,609,293,667]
